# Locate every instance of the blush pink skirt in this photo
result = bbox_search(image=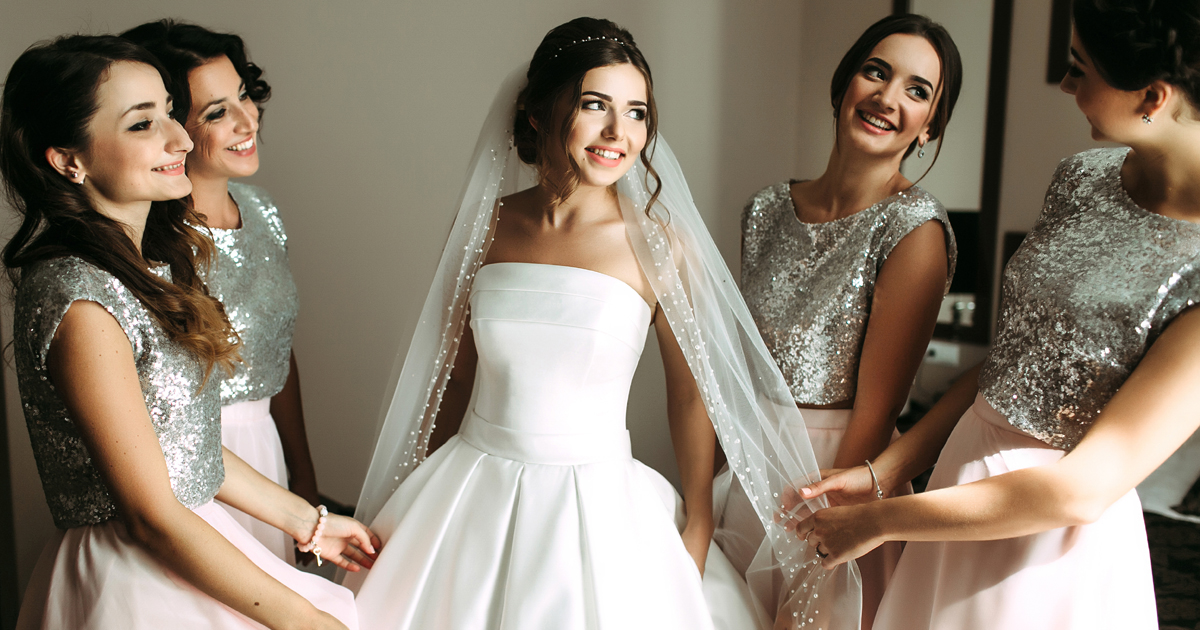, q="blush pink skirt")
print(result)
[713,408,908,628]
[16,501,357,630]
[220,398,293,563]
[872,395,1156,630]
